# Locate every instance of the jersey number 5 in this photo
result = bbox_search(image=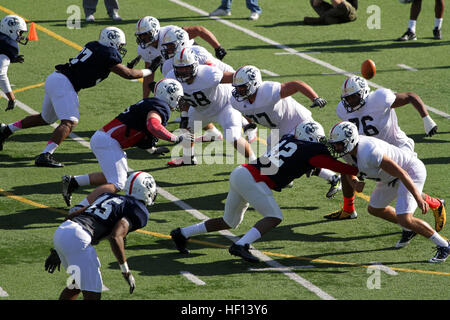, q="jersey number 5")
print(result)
[88,194,124,220]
